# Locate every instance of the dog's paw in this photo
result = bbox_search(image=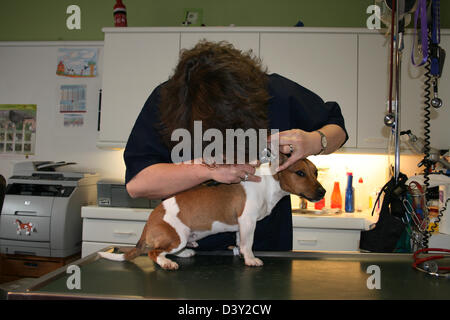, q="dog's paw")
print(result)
[156,256,179,270]
[161,260,179,270]
[244,257,264,267]
[186,241,199,248]
[176,248,196,258]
